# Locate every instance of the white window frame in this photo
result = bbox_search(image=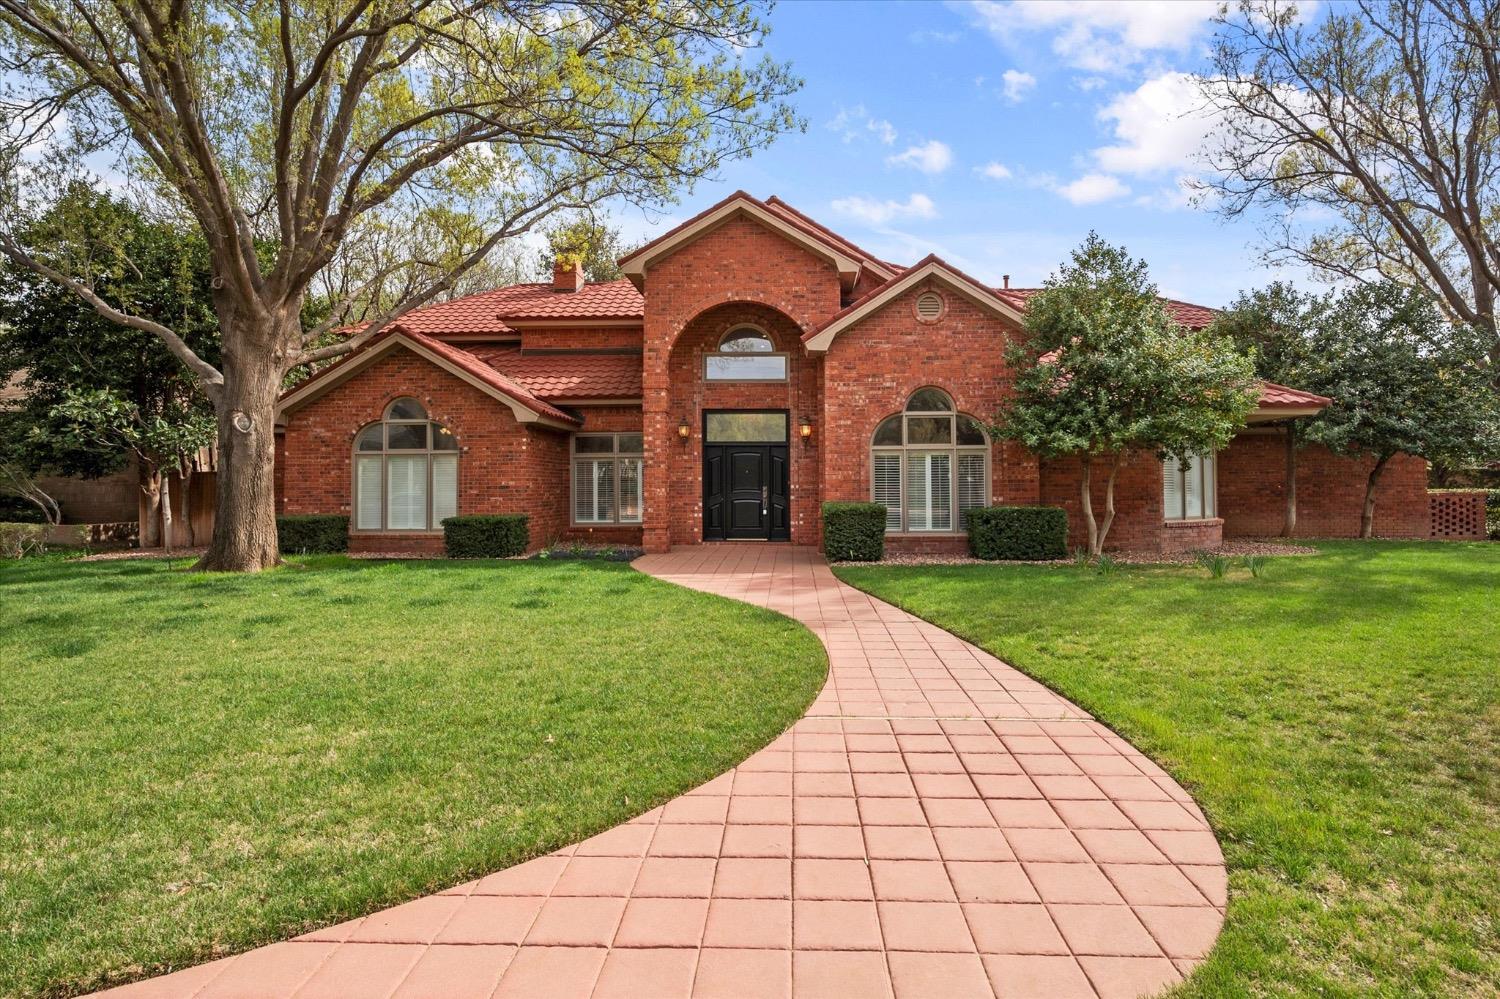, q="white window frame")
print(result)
[870,389,990,534]
[1162,450,1218,521]
[571,433,644,526]
[351,398,459,533]
[703,325,789,382]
